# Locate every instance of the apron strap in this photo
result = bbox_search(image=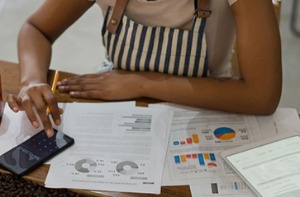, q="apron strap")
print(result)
[107,0,129,34]
[195,0,211,18]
